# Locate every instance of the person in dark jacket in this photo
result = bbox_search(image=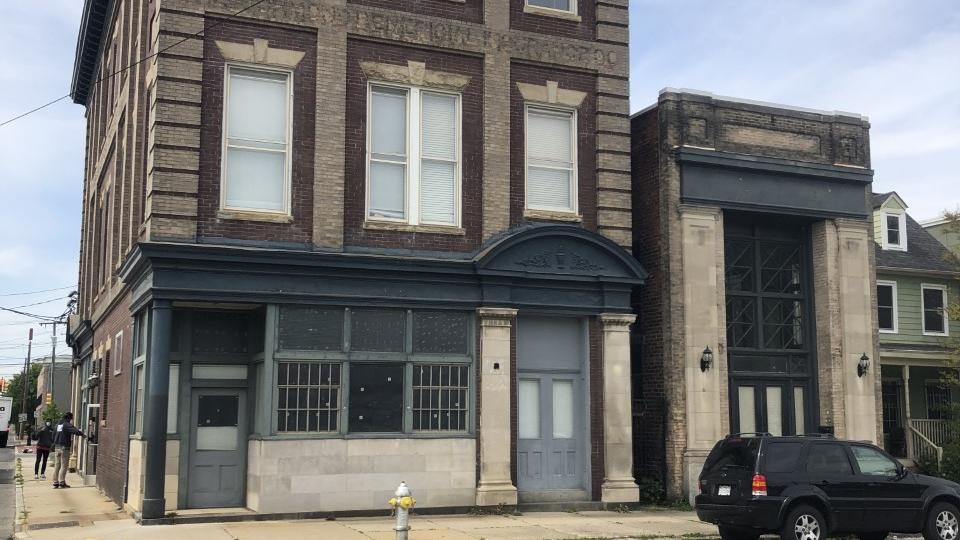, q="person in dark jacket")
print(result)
[32,421,55,479]
[52,412,84,488]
